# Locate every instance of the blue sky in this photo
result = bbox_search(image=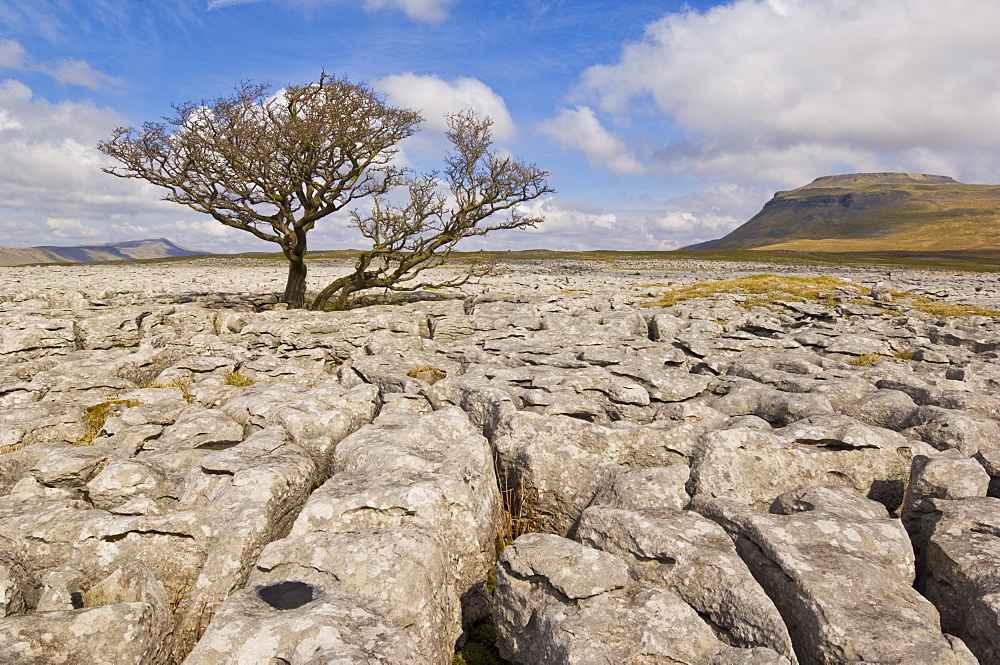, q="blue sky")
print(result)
[2,0,1000,252]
